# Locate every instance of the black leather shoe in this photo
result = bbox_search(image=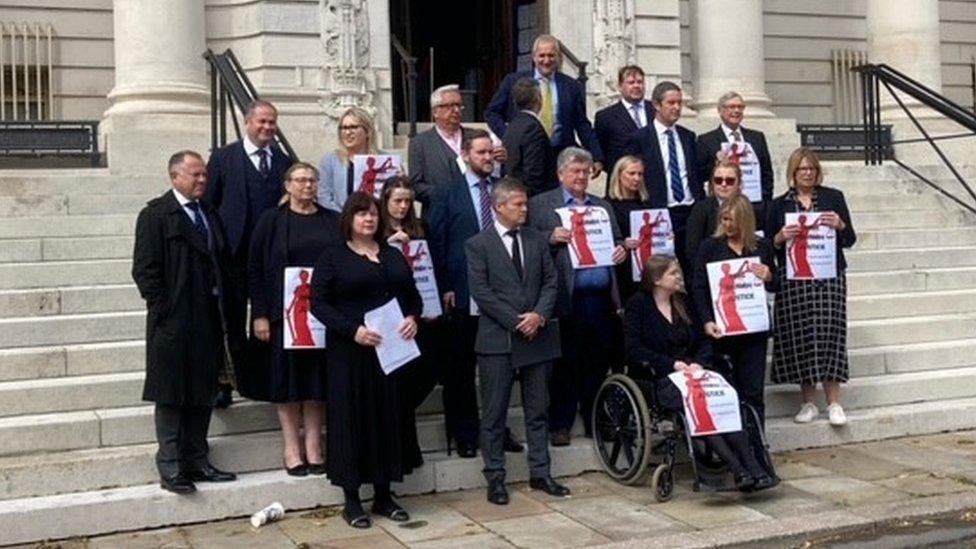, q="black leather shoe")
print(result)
[185,464,237,483]
[550,430,571,447]
[307,462,327,476]
[753,474,780,491]
[734,472,757,492]
[160,474,196,494]
[529,476,570,497]
[503,430,524,453]
[456,441,477,458]
[487,479,509,505]
[213,384,233,409]
[285,462,309,477]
